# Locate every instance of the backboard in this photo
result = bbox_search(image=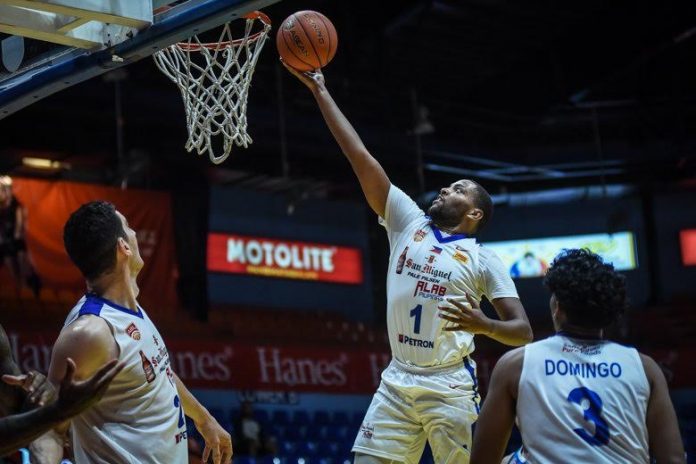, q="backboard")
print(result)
[0,0,282,119]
